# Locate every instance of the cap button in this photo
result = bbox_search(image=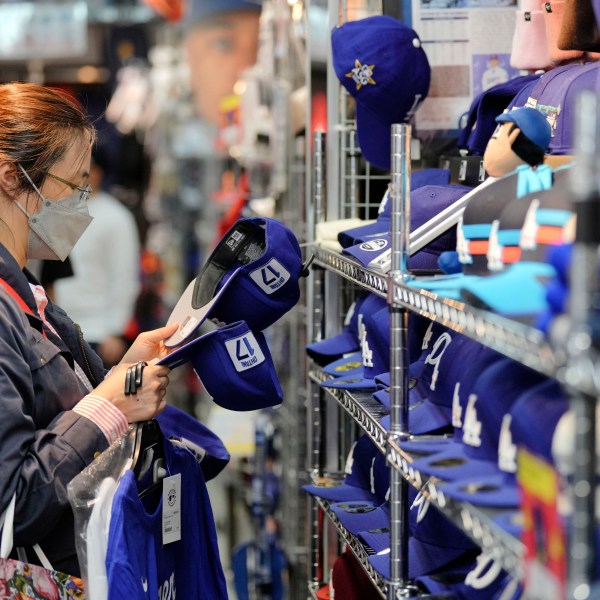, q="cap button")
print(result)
[412,38,421,48]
